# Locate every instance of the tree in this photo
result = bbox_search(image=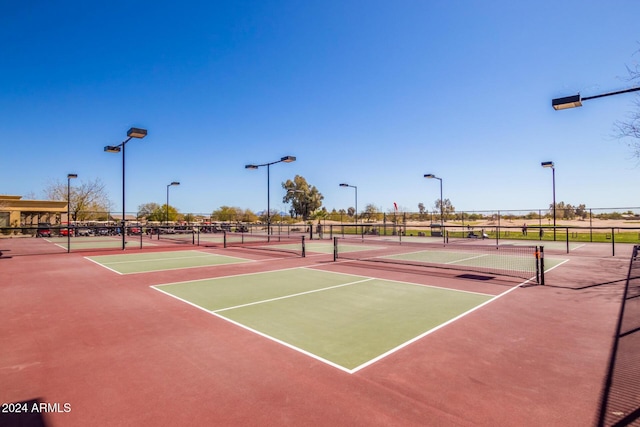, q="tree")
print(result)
[575,204,588,220]
[313,207,328,221]
[347,207,355,220]
[161,205,179,222]
[327,208,342,222]
[613,57,640,161]
[434,198,455,220]
[139,203,178,222]
[211,206,243,222]
[44,177,111,221]
[361,204,380,223]
[282,175,324,220]
[240,209,258,223]
[138,203,161,219]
